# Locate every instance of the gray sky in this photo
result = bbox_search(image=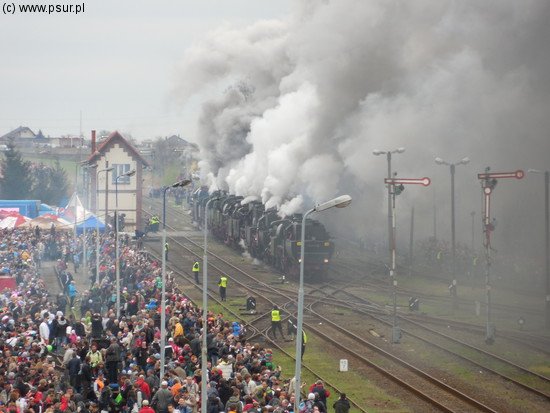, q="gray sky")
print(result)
[0,0,292,140]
